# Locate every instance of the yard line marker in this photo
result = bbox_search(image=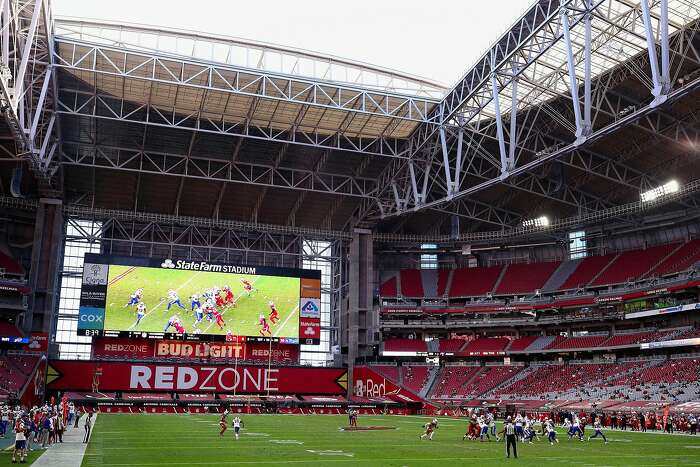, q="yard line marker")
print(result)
[273,304,299,337]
